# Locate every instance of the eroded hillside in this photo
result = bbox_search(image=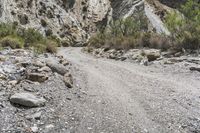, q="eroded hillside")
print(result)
[0,0,179,45]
